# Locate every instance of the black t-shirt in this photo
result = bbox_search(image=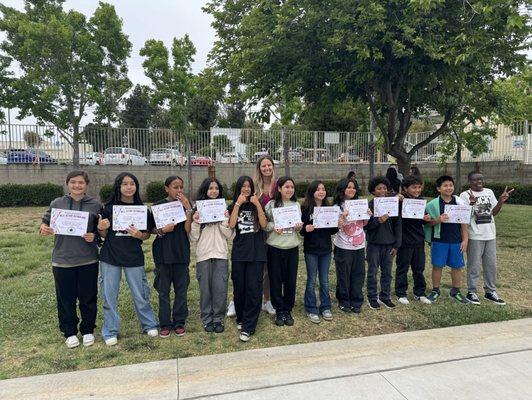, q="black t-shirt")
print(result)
[300,206,337,255]
[231,202,267,262]
[99,201,155,267]
[151,198,190,265]
[400,195,426,248]
[433,197,462,243]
